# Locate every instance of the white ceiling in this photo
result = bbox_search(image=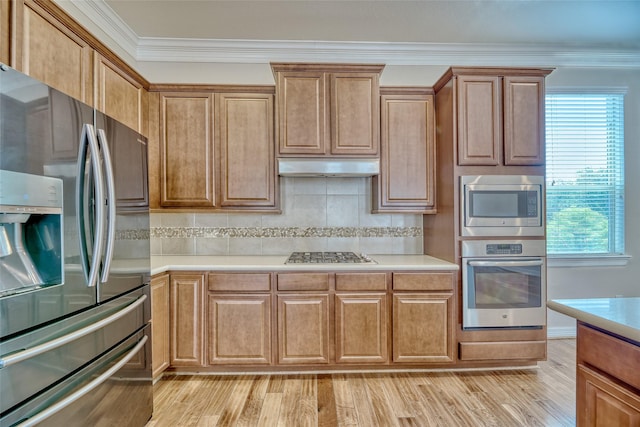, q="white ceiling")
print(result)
[58,0,640,67]
[103,0,640,47]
